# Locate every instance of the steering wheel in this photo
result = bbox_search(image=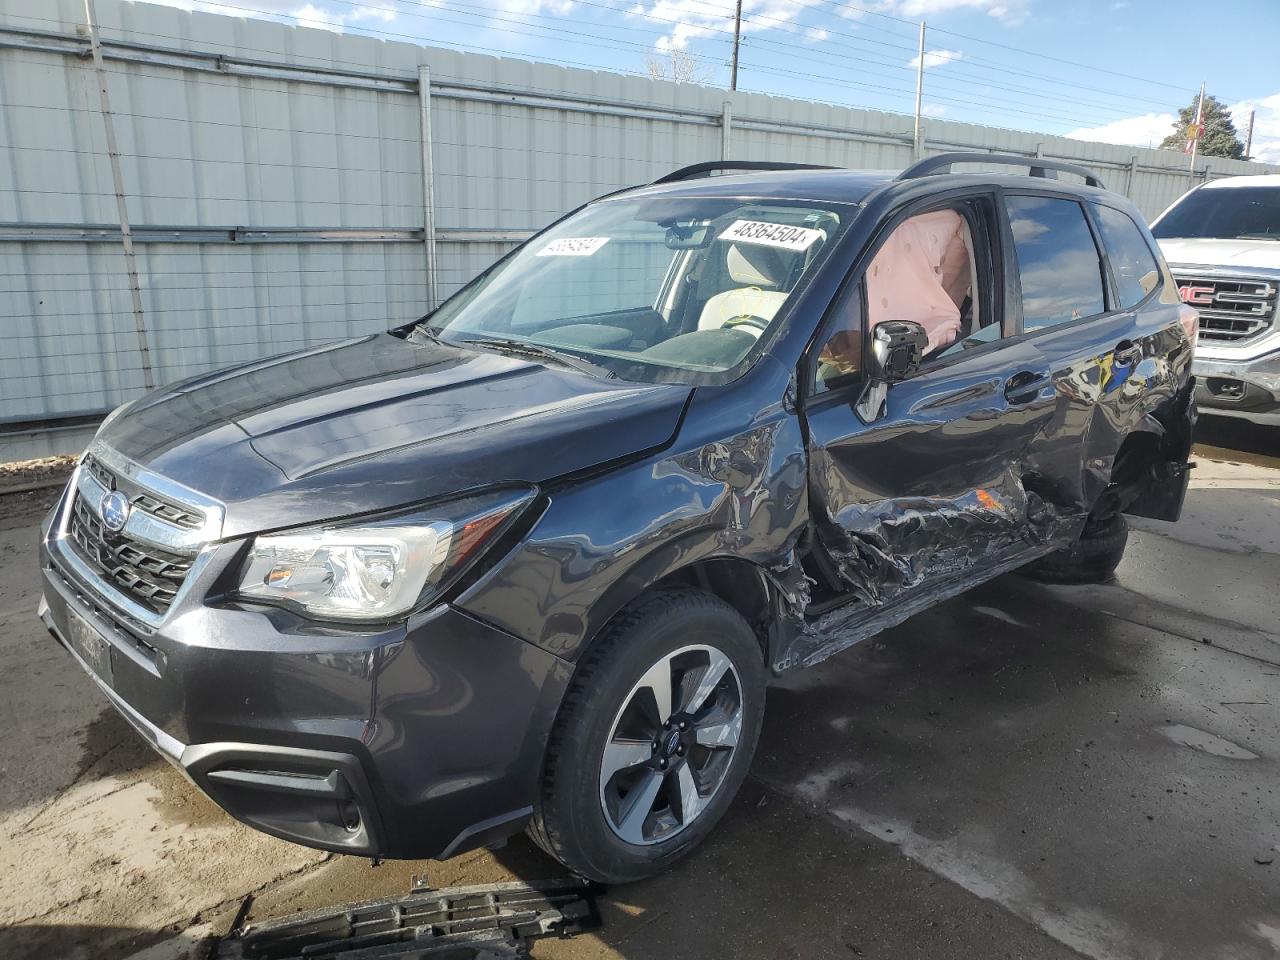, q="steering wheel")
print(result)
[721,314,771,334]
